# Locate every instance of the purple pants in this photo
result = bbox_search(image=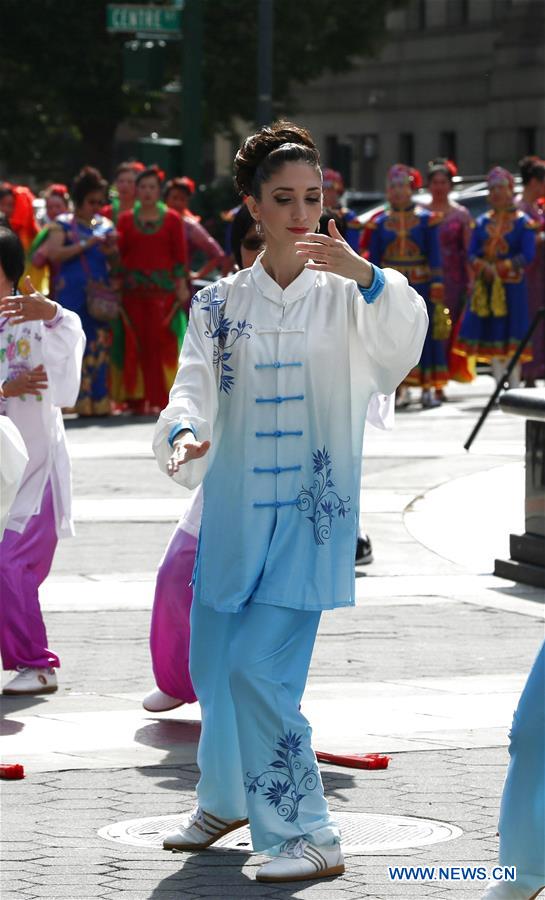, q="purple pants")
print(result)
[149,527,197,702]
[0,481,60,670]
